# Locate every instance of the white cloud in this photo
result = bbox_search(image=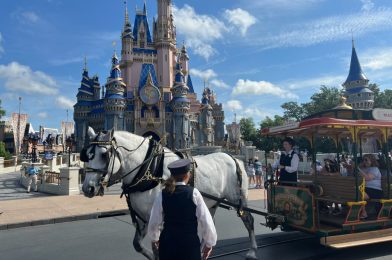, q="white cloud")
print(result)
[173,5,227,60]
[56,96,74,109]
[0,62,58,95]
[189,68,217,80]
[225,100,243,111]
[361,0,374,12]
[255,8,392,49]
[37,112,48,118]
[0,33,3,56]
[224,8,257,36]
[283,75,346,90]
[243,107,275,119]
[362,47,392,71]
[232,79,298,99]
[21,11,40,23]
[246,0,321,11]
[50,57,84,66]
[210,79,230,89]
